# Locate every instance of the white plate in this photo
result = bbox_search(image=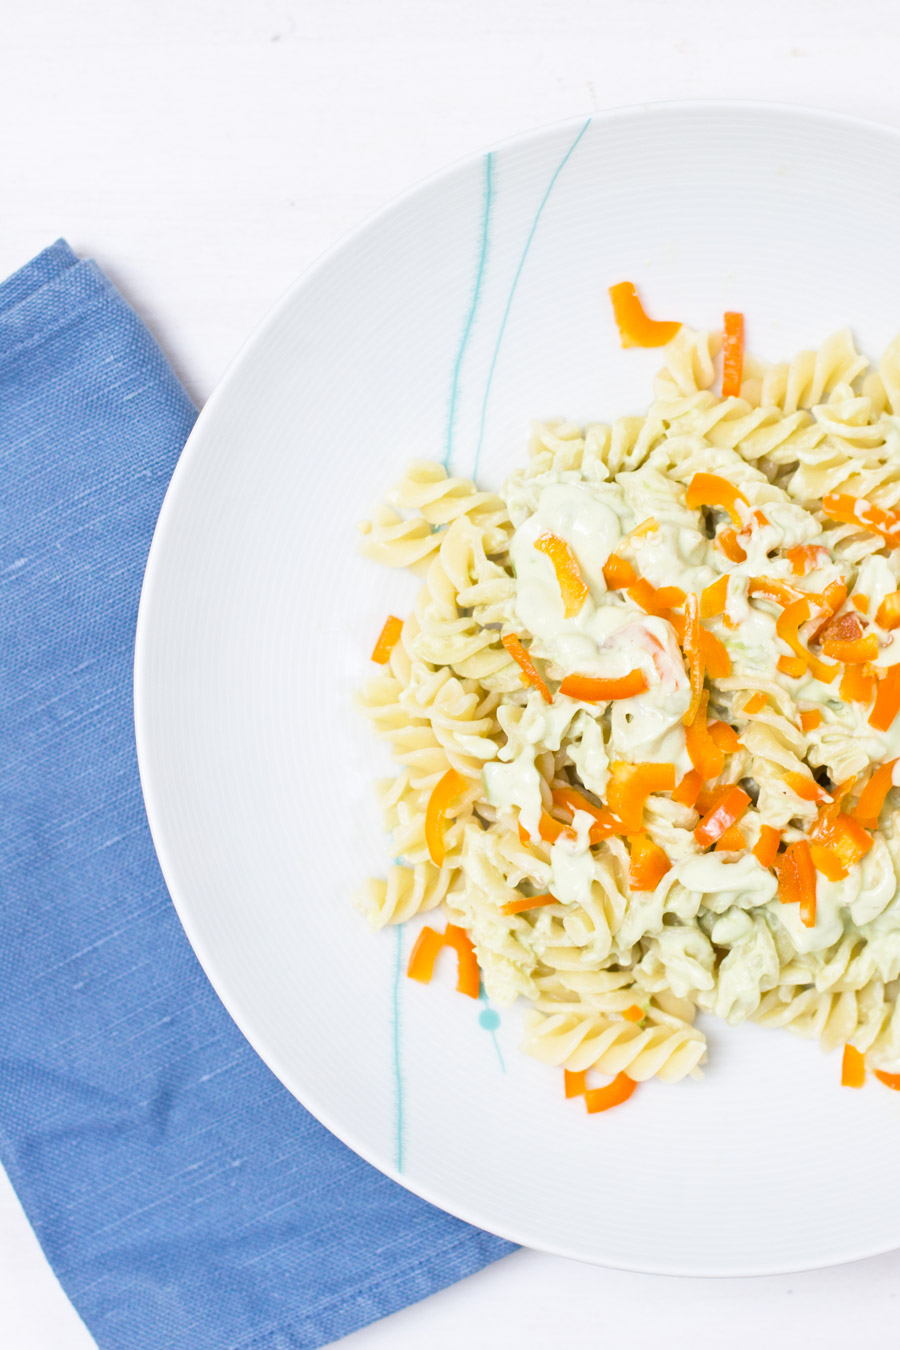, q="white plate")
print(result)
[135,103,900,1275]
